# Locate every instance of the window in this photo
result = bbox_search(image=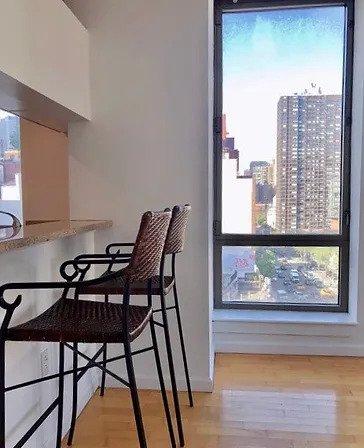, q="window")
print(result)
[214,0,353,311]
[0,110,22,231]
